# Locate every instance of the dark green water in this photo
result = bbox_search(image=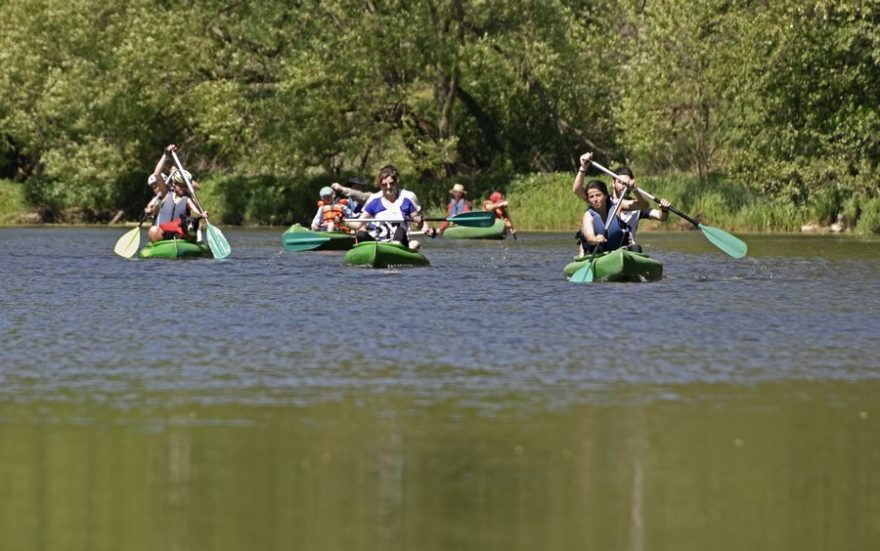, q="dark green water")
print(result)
[1,228,878,550]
